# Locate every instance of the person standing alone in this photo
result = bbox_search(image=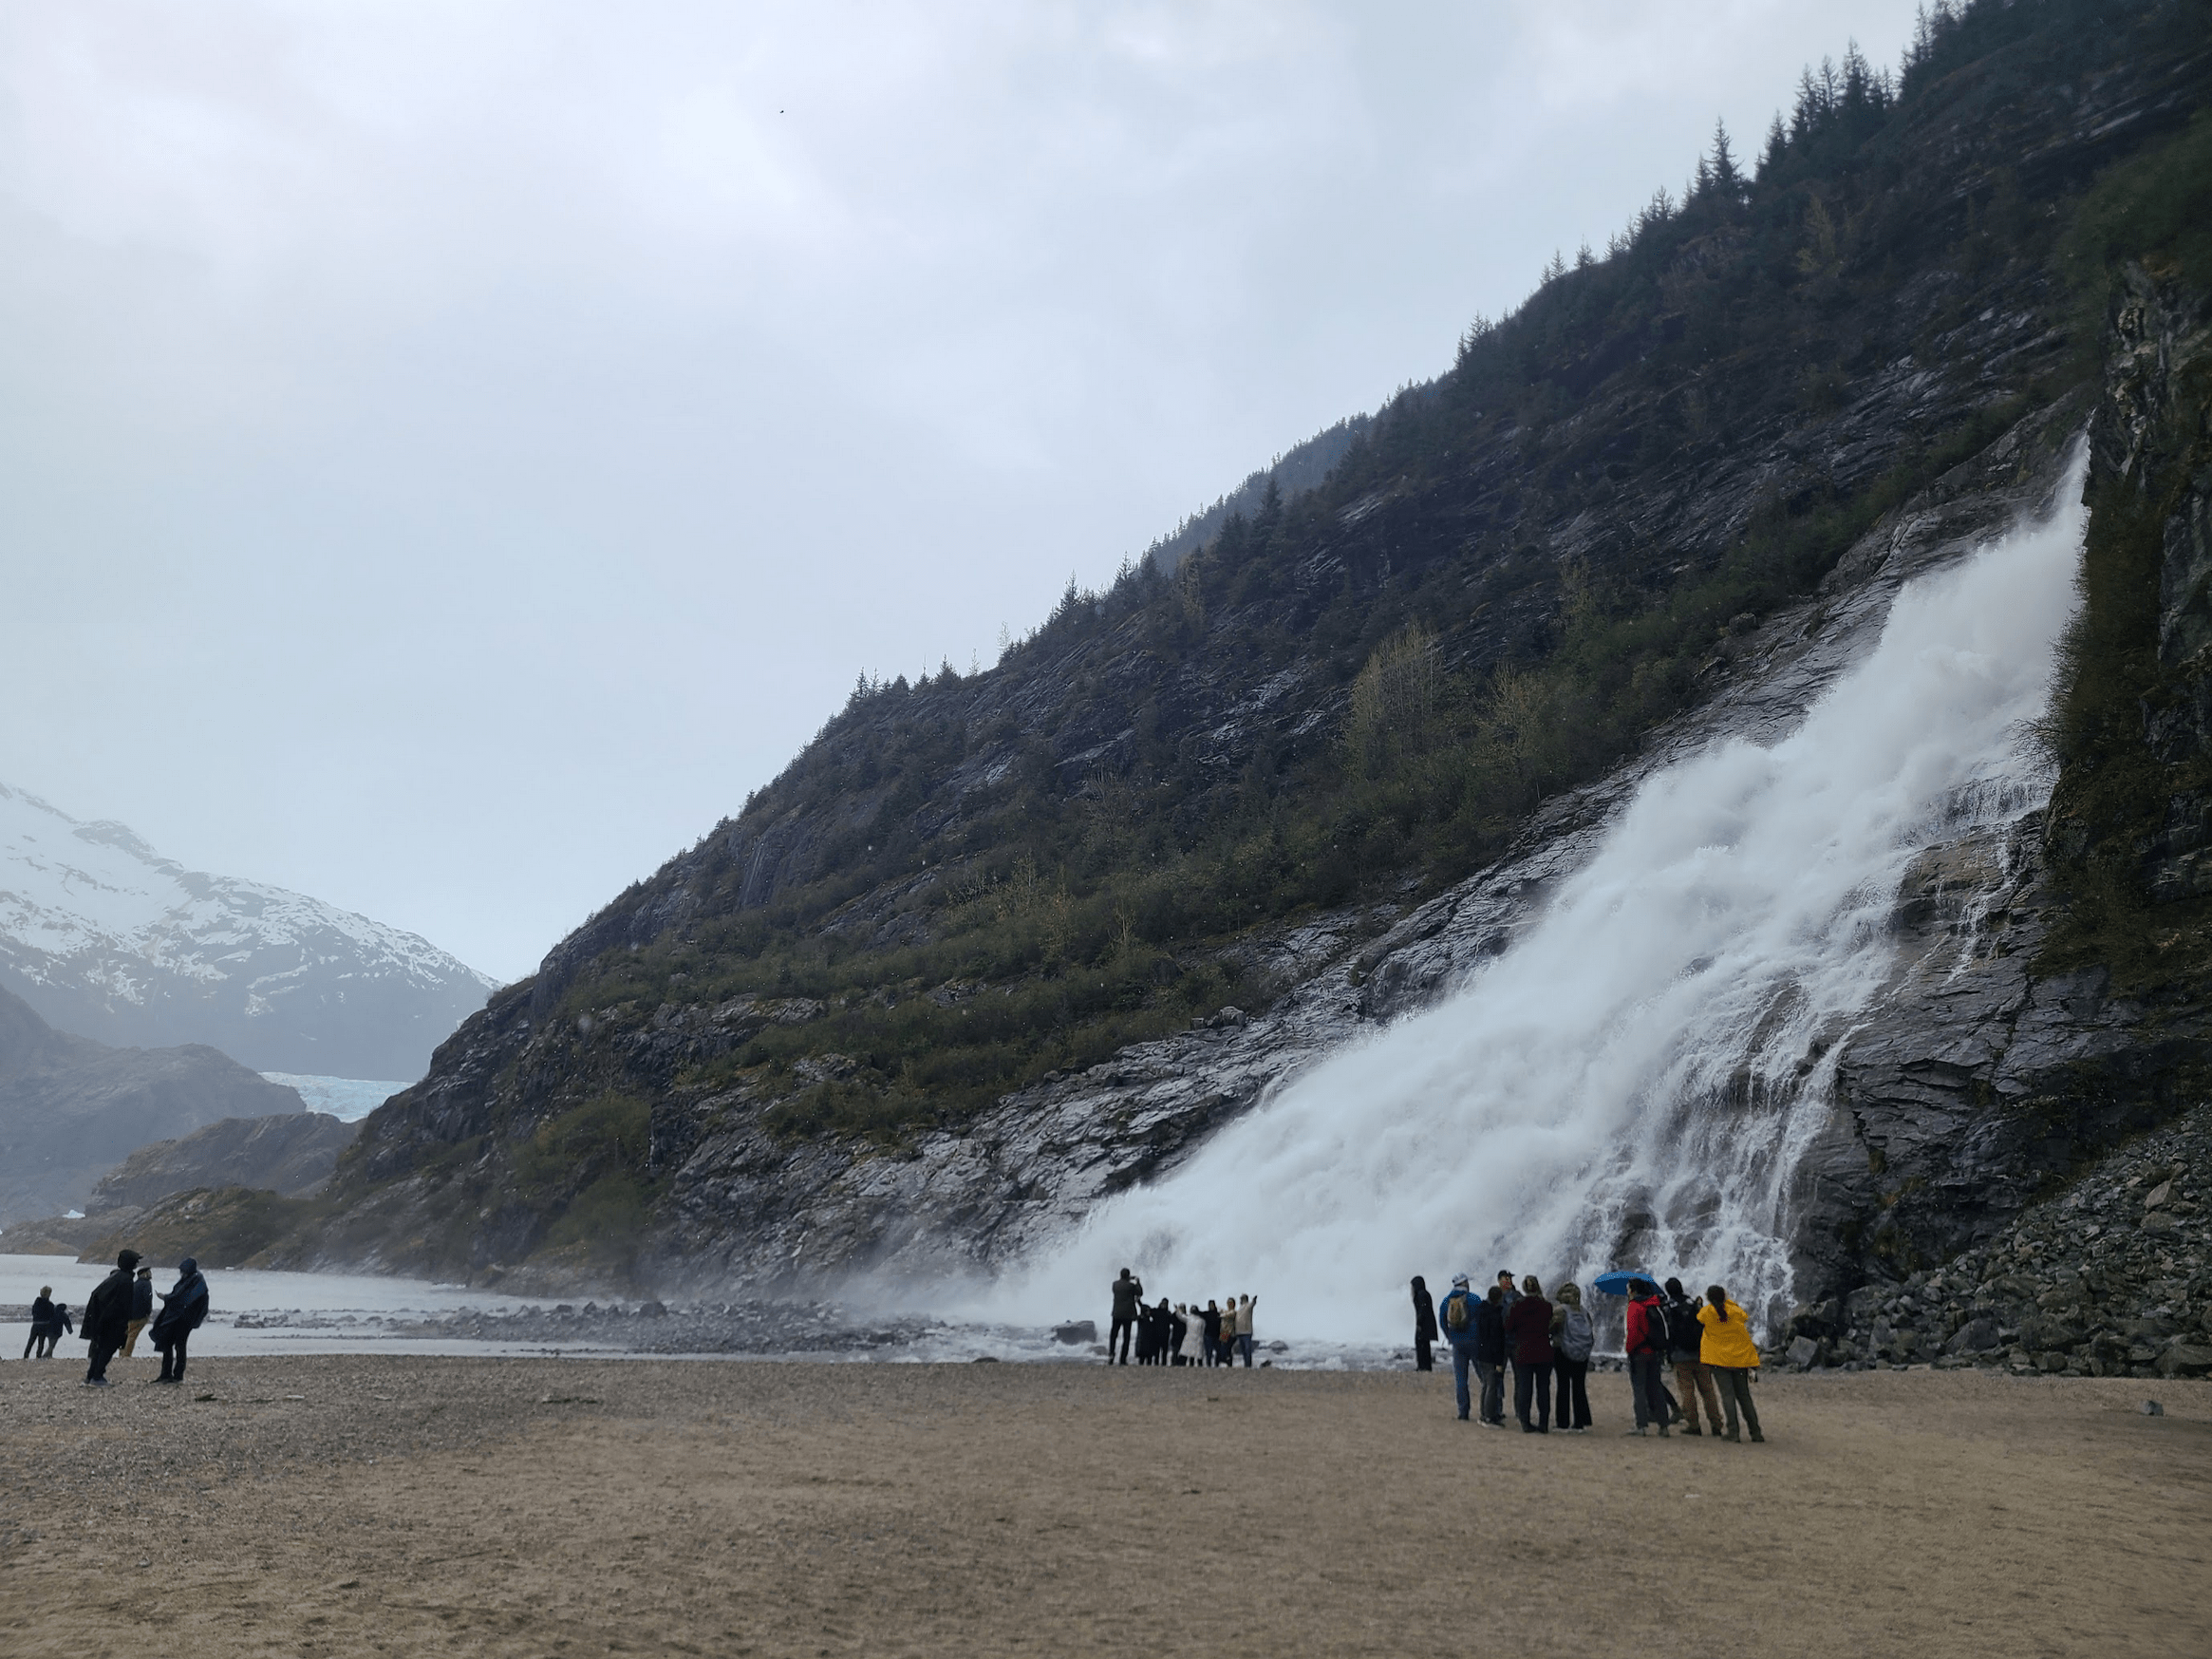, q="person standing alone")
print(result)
[1108,1268,1144,1365]
[1503,1275,1554,1433]
[1410,1275,1438,1373]
[79,1249,141,1386]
